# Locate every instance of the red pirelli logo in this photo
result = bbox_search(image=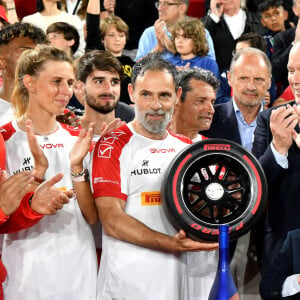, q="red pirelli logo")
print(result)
[204,144,231,151]
[141,192,161,206]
